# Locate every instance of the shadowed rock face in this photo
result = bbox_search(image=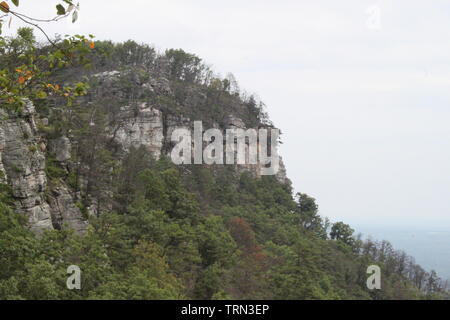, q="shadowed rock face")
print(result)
[0,101,53,233]
[48,186,88,233]
[0,101,86,233]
